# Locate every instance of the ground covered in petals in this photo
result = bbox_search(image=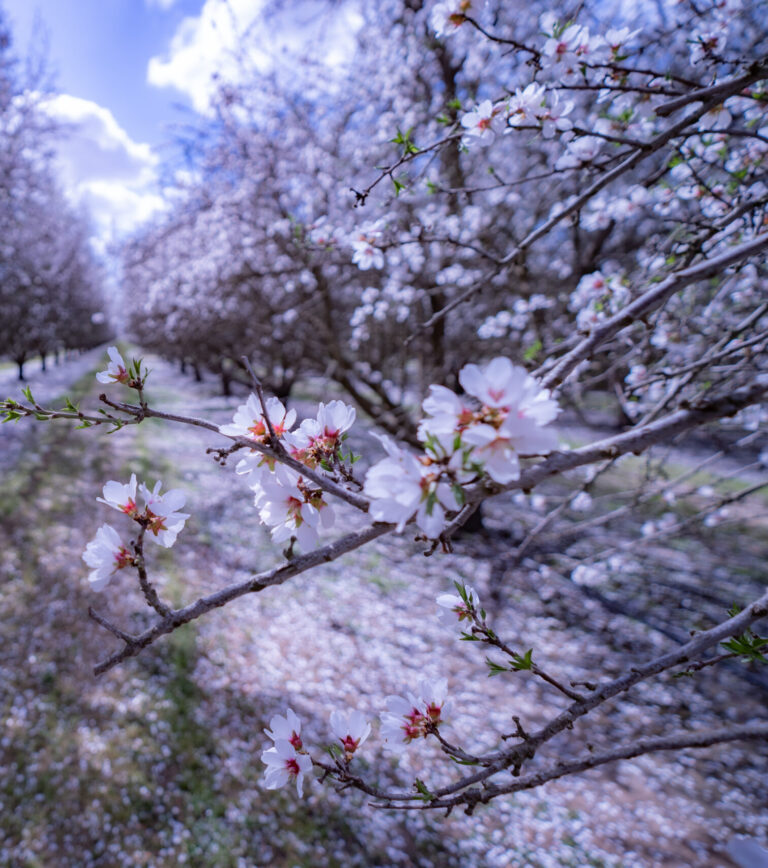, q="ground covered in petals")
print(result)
[1,351,766,867]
